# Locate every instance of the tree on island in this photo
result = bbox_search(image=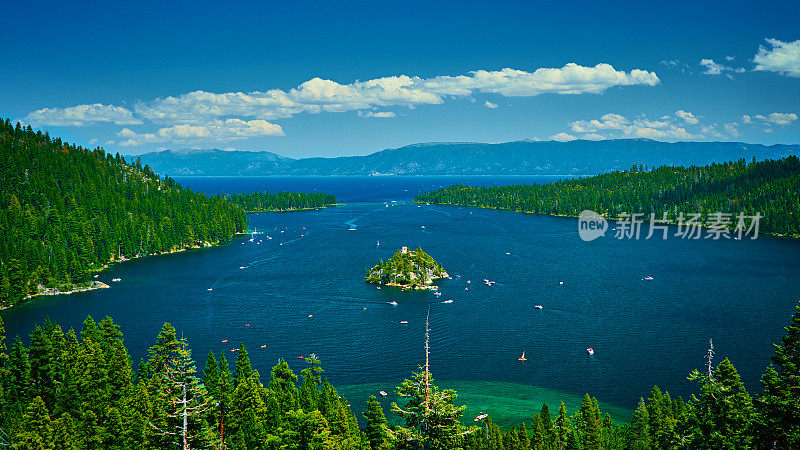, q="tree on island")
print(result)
[365,246,447,289]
